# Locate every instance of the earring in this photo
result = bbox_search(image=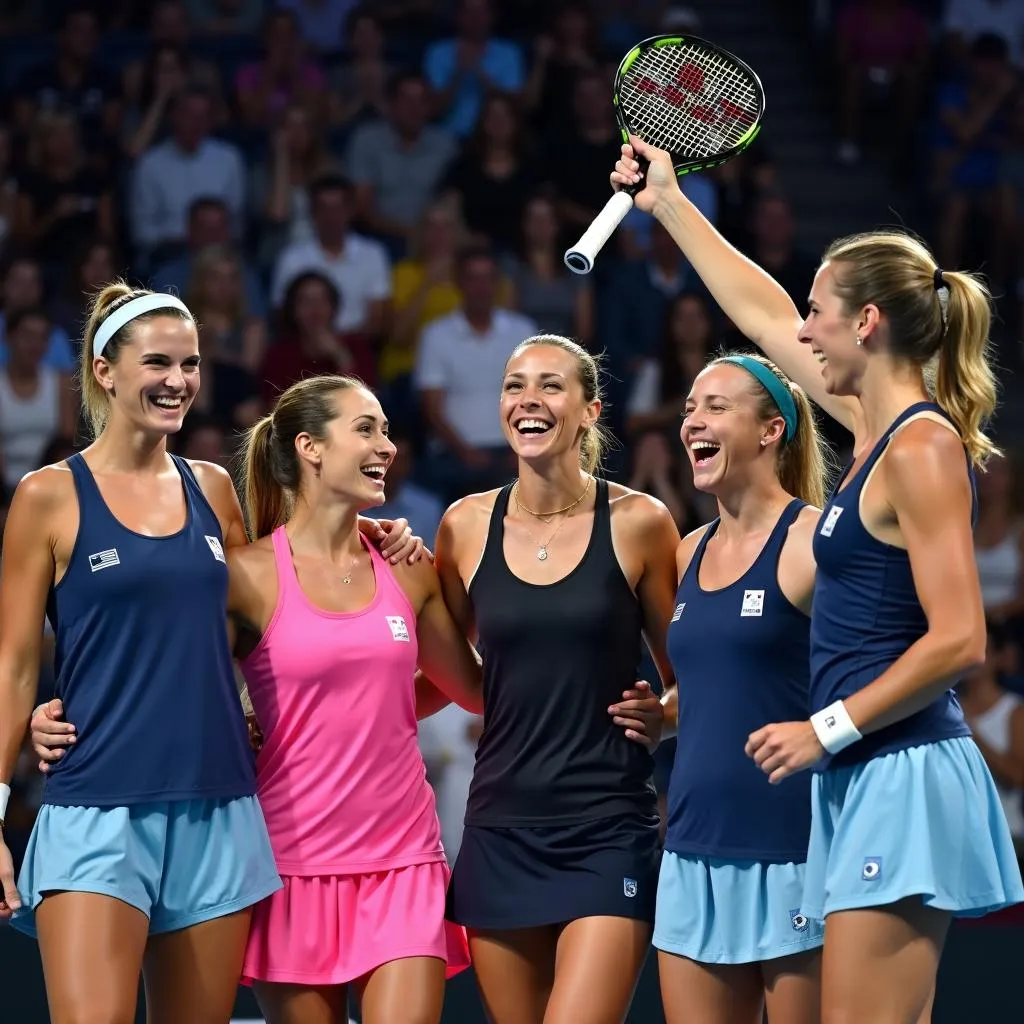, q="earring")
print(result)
[855,335,863,346]
[760,438,768,447]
